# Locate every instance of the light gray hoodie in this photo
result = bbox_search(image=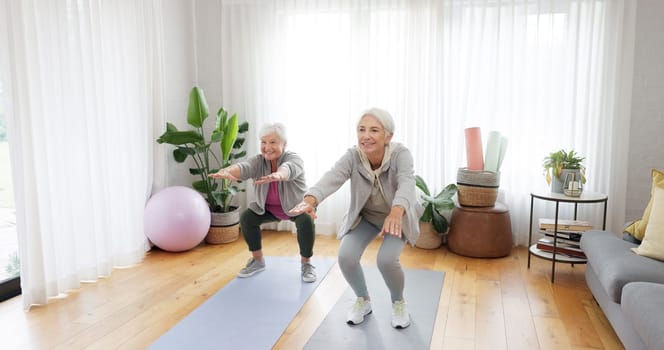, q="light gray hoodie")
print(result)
[235,151,307,217]
[306,143,423,245]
